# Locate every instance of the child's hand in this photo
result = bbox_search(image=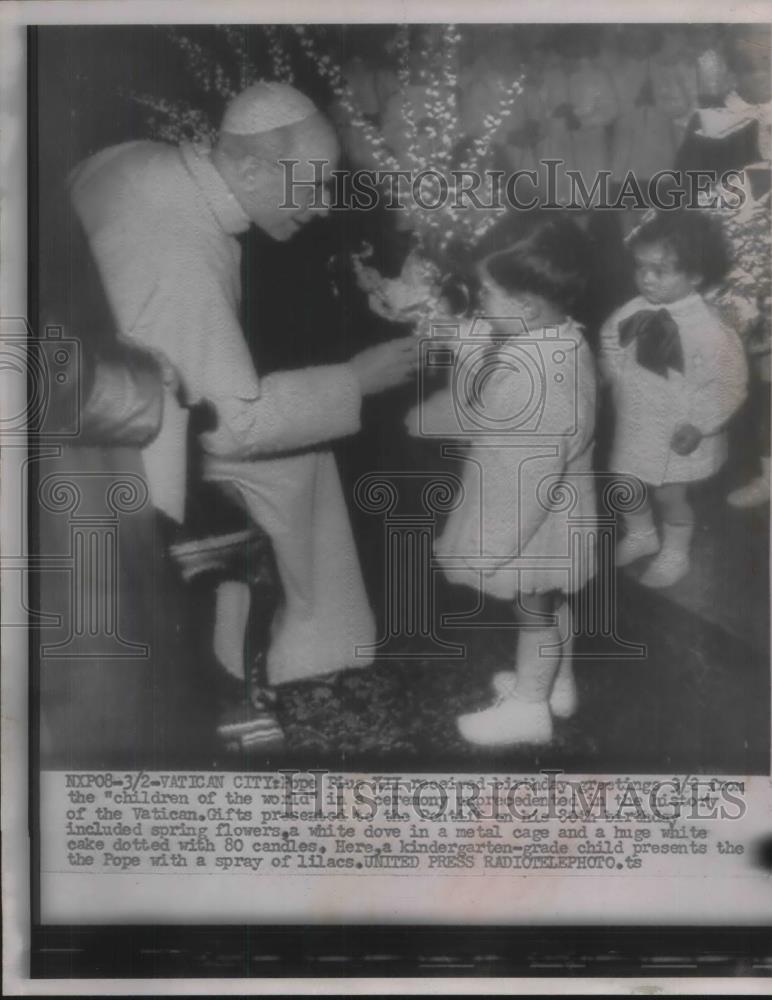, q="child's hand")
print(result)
[670,422,703,456]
